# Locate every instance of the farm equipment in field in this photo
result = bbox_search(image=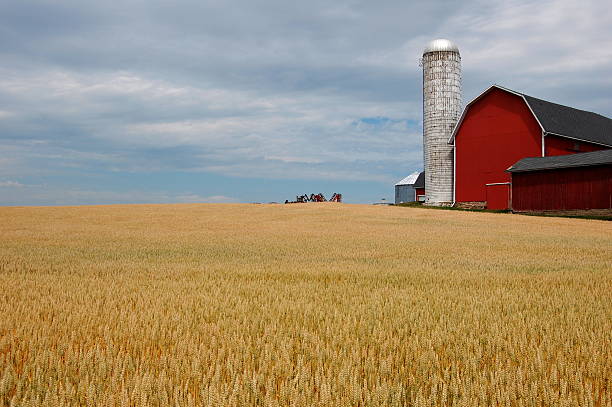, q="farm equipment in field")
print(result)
[285,193,342,204]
